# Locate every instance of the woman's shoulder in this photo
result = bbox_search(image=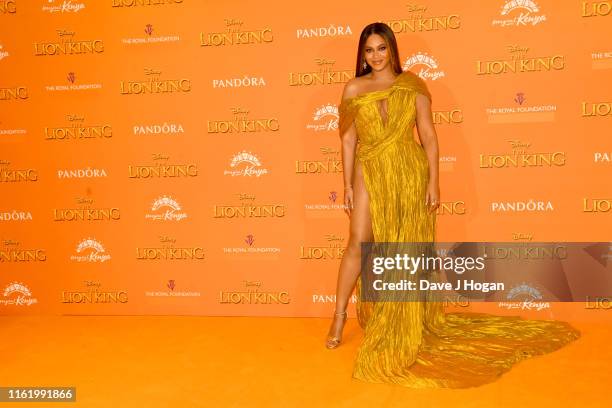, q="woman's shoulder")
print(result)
[338,77,367,111]
[342,76,366,100]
